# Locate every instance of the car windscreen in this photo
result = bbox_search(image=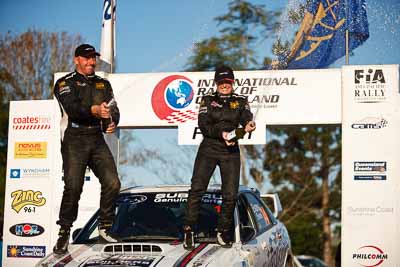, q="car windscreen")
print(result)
[74,191,223,243]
